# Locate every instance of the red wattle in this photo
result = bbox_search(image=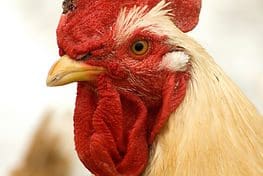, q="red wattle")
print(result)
[73,73,189,176]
